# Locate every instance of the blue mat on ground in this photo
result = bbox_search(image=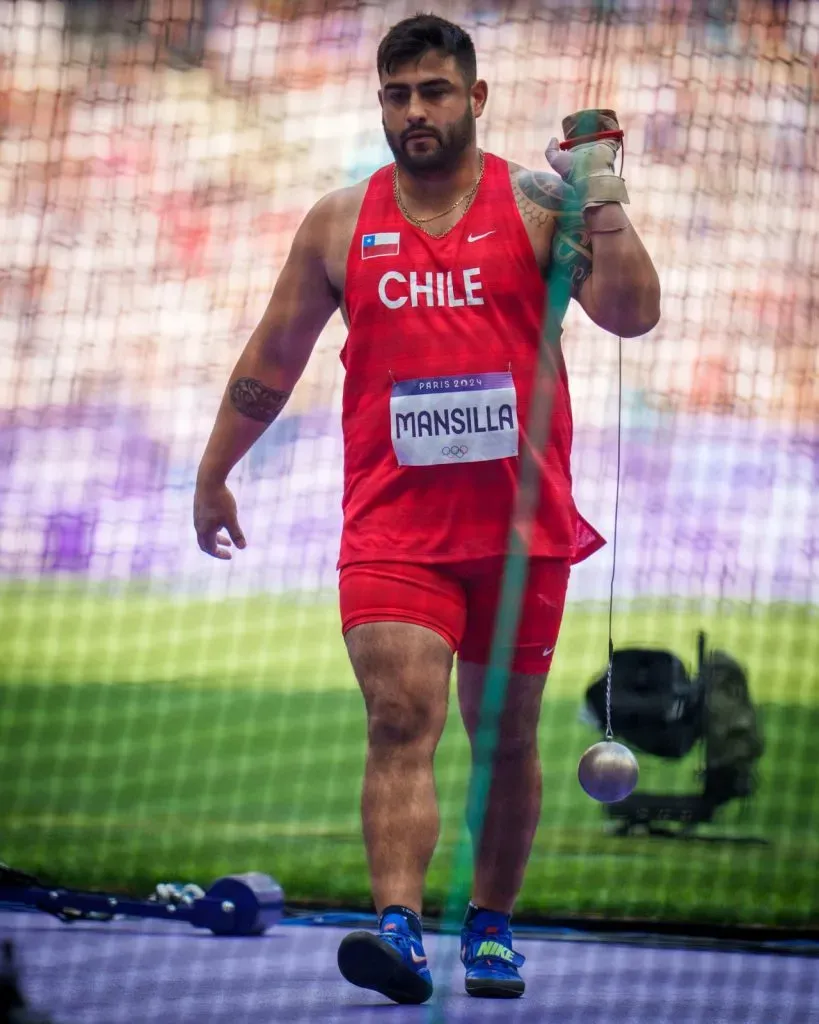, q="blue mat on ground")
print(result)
[3,910,818,1024]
